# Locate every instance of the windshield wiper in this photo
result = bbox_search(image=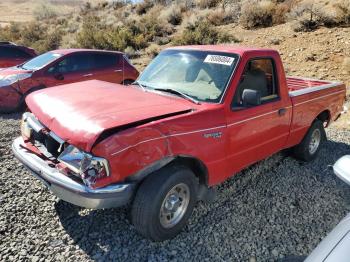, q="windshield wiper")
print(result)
[132,80,148,91]
[154,88,201,105]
